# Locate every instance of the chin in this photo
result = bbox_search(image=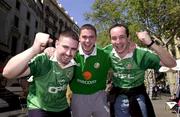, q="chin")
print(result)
[116,49,125,54]
[62,62,69,66]
[83,48,90,52]
[115,46,126,53]
[62,59,70,64]
[86,49,92,52]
